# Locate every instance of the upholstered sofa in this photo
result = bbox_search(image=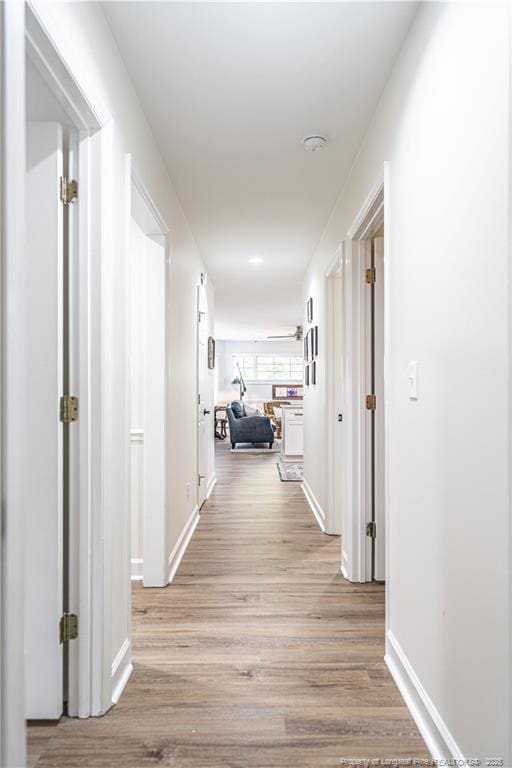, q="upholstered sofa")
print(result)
[226,401,275,449]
